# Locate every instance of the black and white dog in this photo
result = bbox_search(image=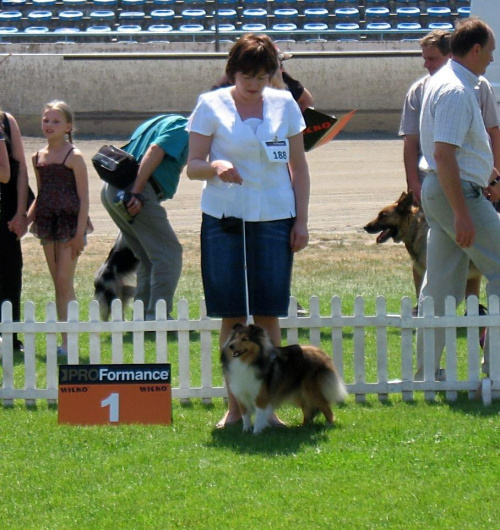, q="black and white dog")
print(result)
[93,234,139,321]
